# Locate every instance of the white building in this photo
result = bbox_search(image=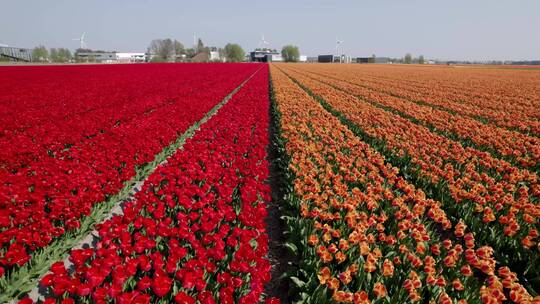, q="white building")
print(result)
[76,51,146,63]
[299,55,307,62]
[116,53,146,63]
[270,54,283,62]
[209,51,221,61]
